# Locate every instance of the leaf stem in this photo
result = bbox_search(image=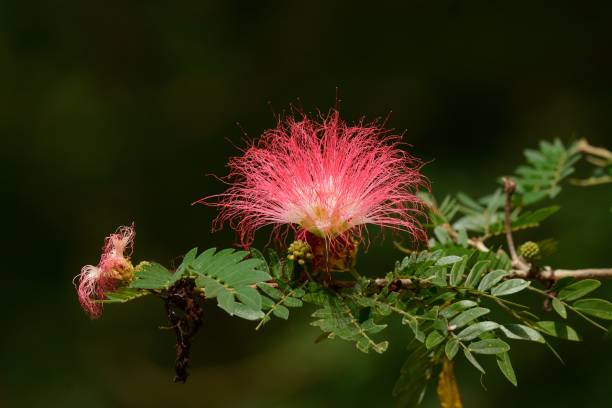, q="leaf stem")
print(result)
[502,177,529,271]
